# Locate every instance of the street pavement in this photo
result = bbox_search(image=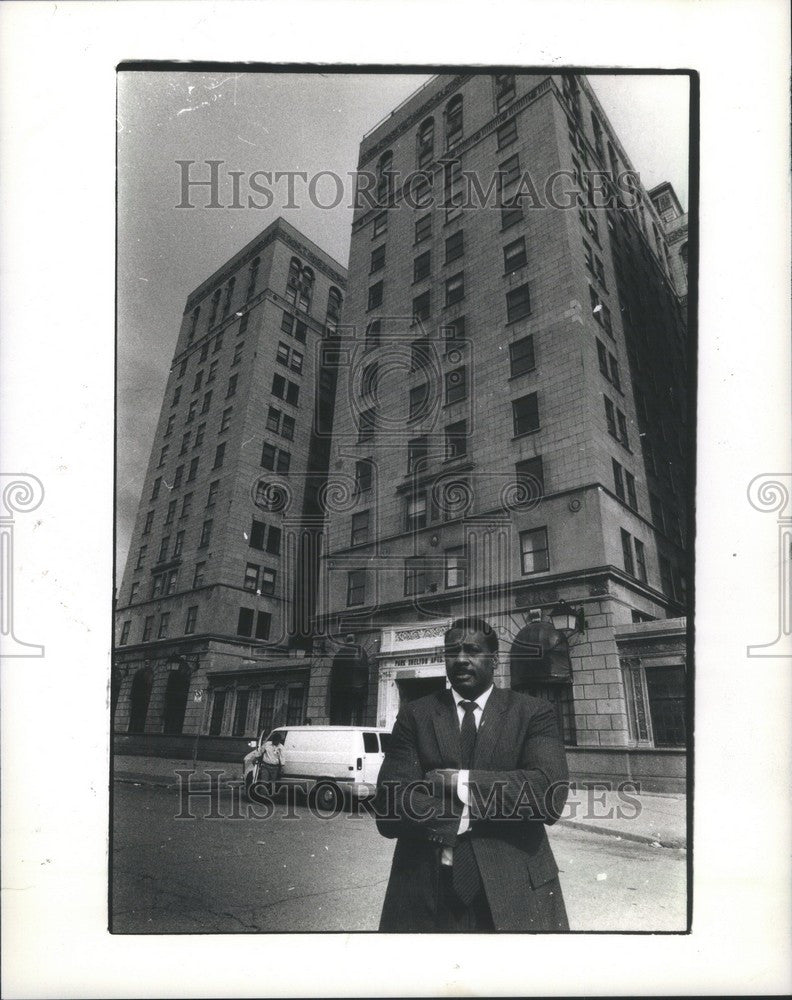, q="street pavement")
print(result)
[112,781,687,934]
